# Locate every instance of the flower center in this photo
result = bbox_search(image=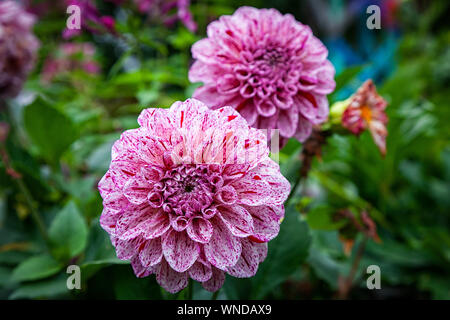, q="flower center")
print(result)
[361,105,372,122]
[148,164,219,218]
